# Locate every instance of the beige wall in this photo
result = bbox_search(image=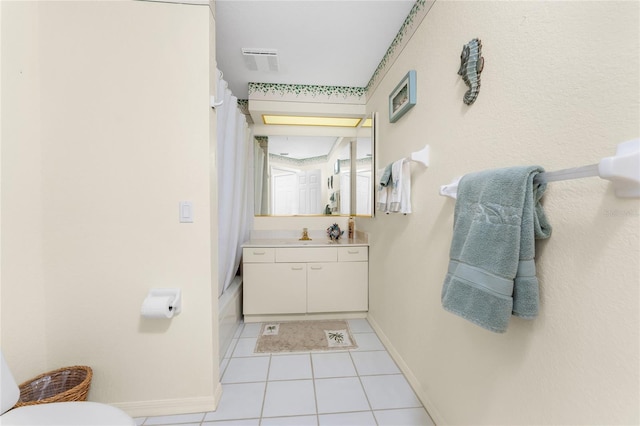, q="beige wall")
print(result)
[0,0,49,379]
[362,1,639,425]
[1,1,220,417]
